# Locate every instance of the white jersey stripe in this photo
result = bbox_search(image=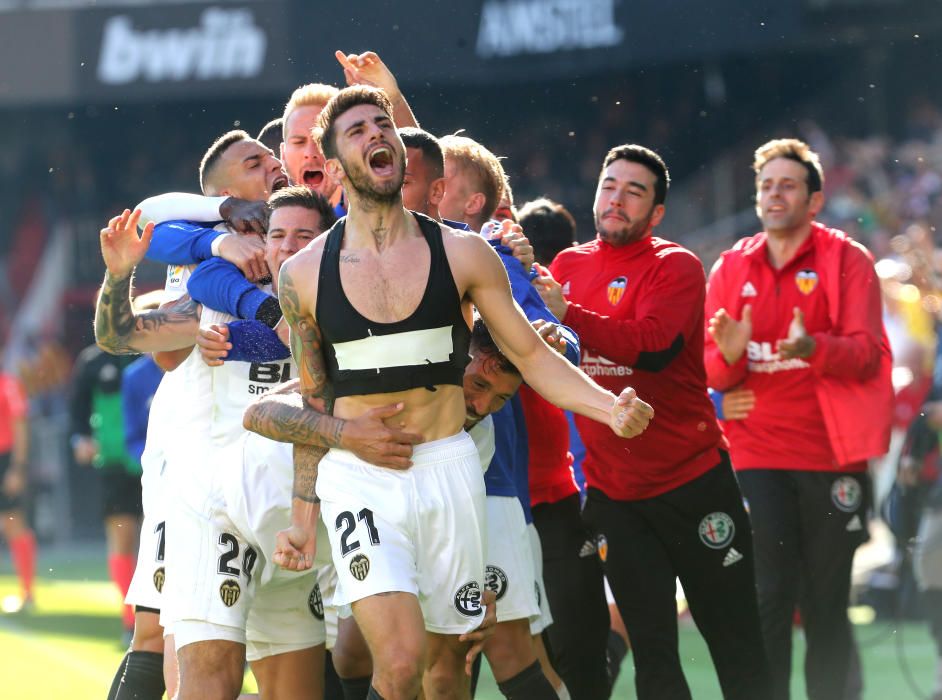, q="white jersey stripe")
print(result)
[333,326,454,371]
